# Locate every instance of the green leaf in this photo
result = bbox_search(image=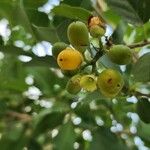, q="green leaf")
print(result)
[137,121,150,142]
[26,67,67,96]
[52,4,92,22]
[25,55,58,68]
[112,21,127,44]
[0,45,32,57]
[0,123,28,150]
[105,0,150,25]
[32,24,60,43]
[132,52,150,82]
[23,0,48,9]
[0,57,27,92]
[90,127,128,150]
[33,107,68,136]
[137,97,150,123]
[0,35,3,45]
[62,0,92,10]
[99,54,121,71]
[53,122,76,150]
[25,9,49,27]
